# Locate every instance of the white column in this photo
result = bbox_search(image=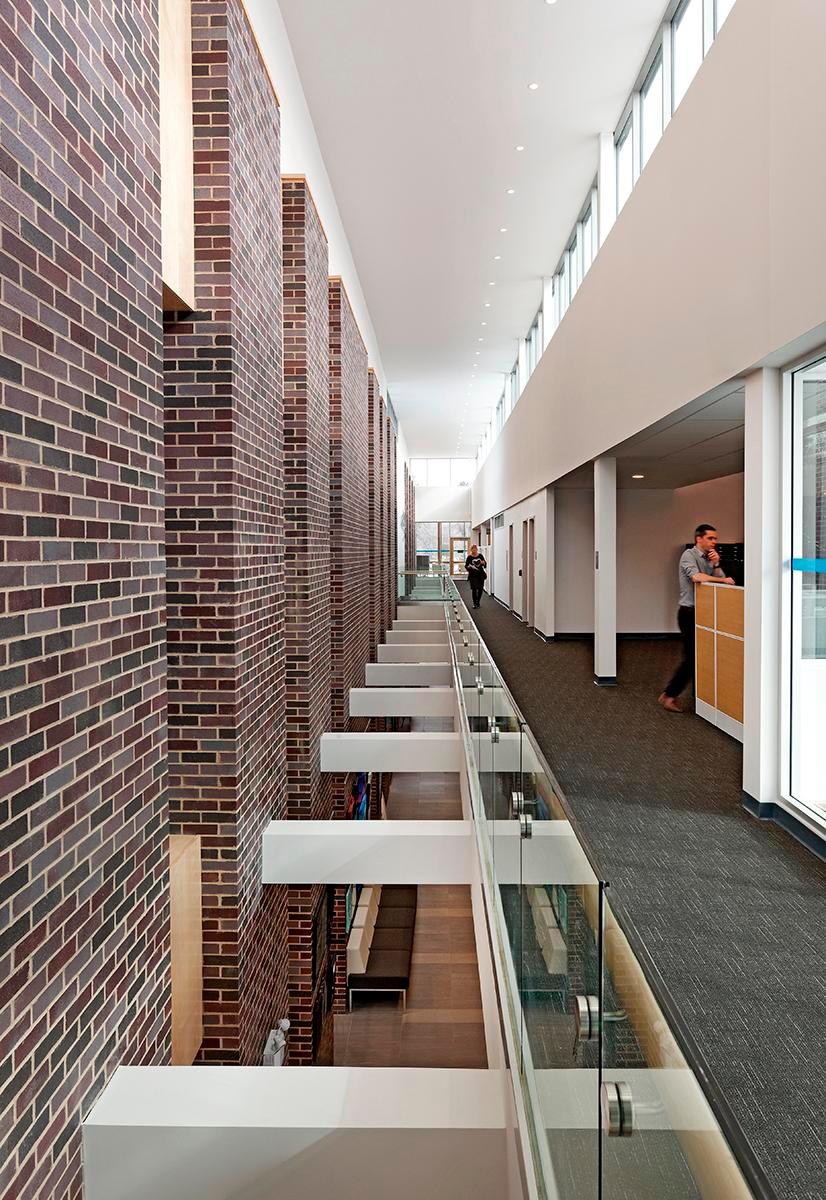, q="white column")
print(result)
[594,456,617,684]
[742,368,782,807]
[597,132,616,247]
[541,486,555,639]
